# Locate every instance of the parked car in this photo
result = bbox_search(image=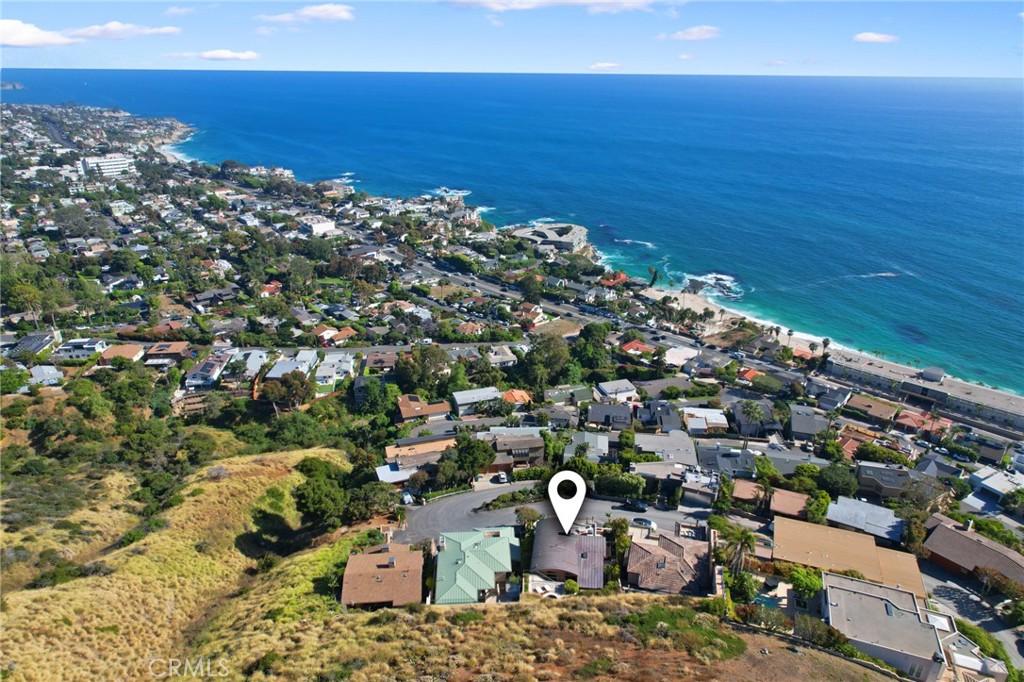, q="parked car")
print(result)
[497,471,509,484]
[952,453,972,462]
[624,498,648,512]
[934,447,950,456]
[915,439,930,448]
[632,518,657,531]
